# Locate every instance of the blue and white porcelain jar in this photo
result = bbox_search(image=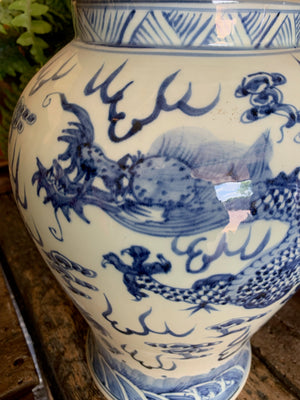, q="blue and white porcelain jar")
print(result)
[9,1,300,399]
